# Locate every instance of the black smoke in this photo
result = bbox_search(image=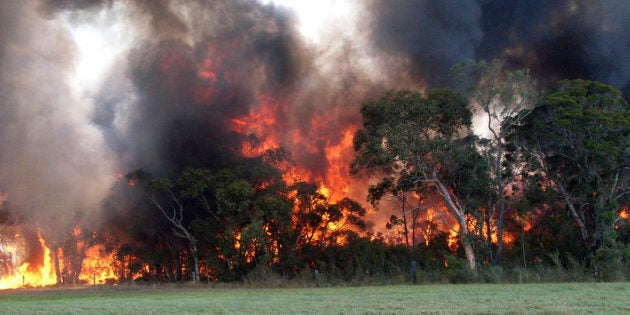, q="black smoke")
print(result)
[367,0,630,97]
[367,0,483,88]
[92,1,309,176]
